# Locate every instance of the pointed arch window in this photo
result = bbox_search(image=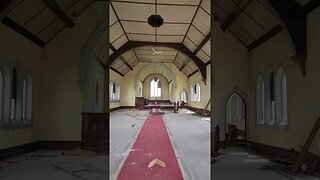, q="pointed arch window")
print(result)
[180,91,187,102]
[10,68,17,120]
[275,68,288,126]
[150,78,161,97]
[110,81,120,102]
[0,69,4,122]
[256,75,265,125]
[22,72,32,124]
